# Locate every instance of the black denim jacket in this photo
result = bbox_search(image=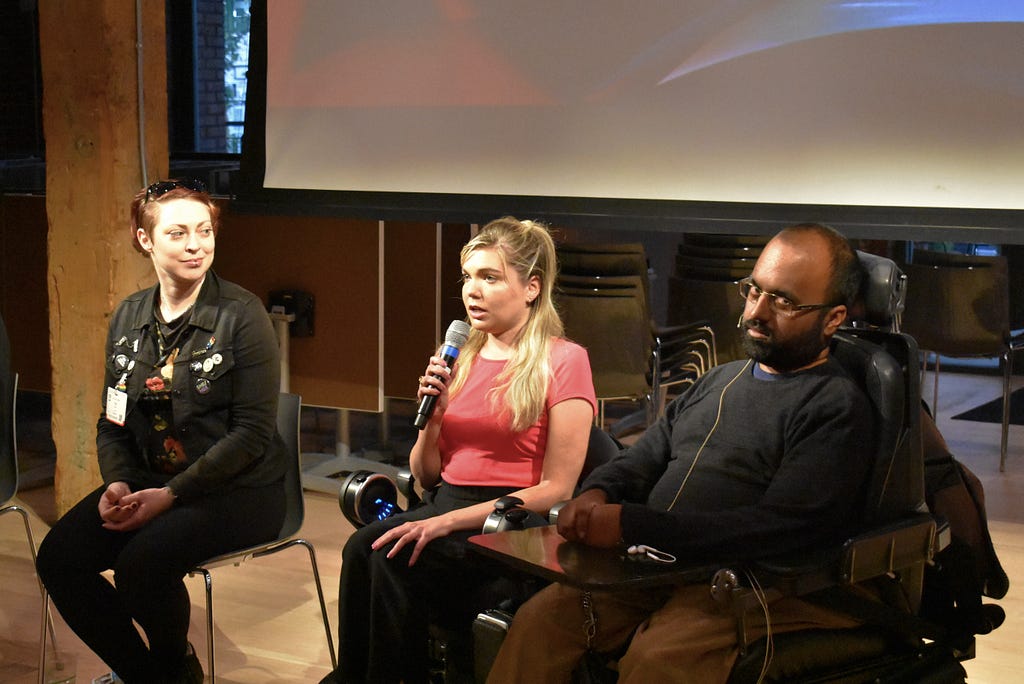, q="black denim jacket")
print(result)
[97,271,287,502]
